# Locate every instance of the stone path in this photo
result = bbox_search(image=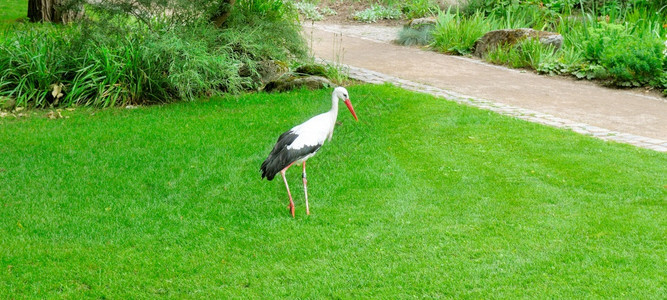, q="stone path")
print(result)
[305,23,667,152]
